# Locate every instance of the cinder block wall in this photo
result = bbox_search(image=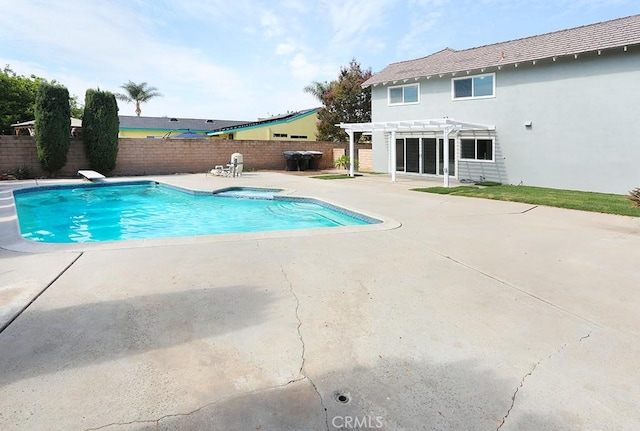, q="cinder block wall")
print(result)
[0,136,88,178]
[331,146,373,172]
[357,148,373,172]
[0,136,347,177]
